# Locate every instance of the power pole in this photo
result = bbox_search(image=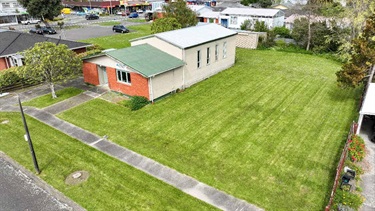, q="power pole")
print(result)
[18,95,40,174]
